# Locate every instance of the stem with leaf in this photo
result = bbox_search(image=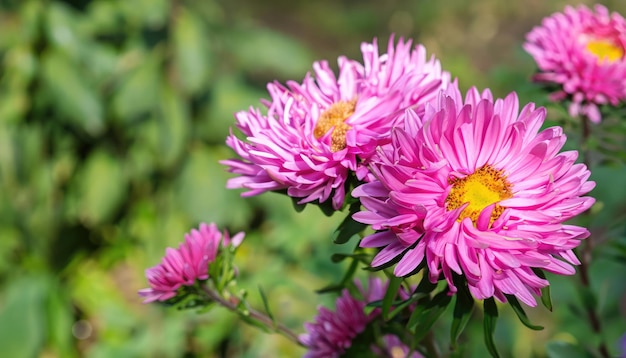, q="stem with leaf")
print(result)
[577,116,609,358]
[200,283,304,347]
